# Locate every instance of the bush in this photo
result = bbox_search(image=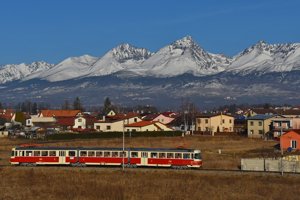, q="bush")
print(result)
[46,131,182,140]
